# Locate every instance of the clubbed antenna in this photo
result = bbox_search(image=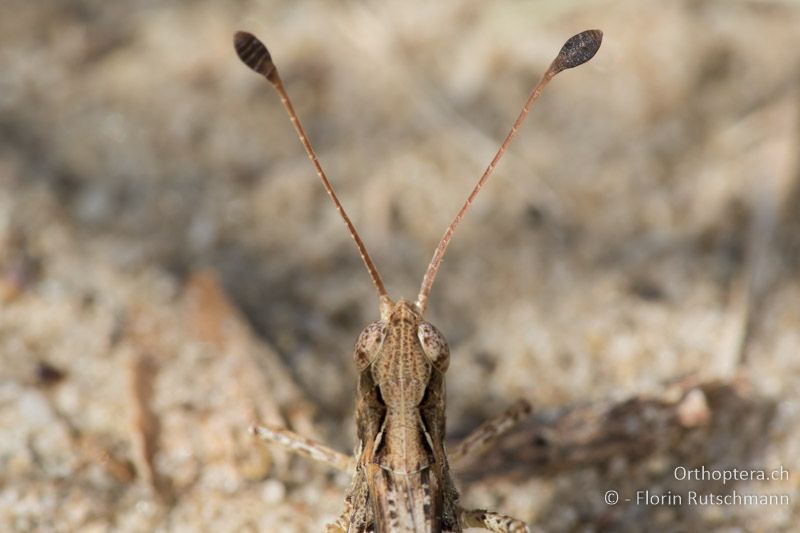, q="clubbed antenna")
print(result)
[233,31,390,308]
[415,29,602,315]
